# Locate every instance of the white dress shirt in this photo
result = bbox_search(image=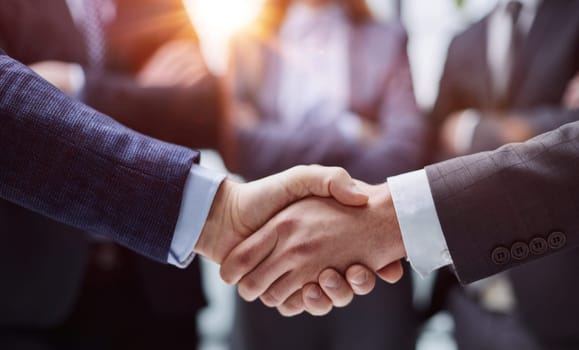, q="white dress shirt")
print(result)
[276,3,361,140]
